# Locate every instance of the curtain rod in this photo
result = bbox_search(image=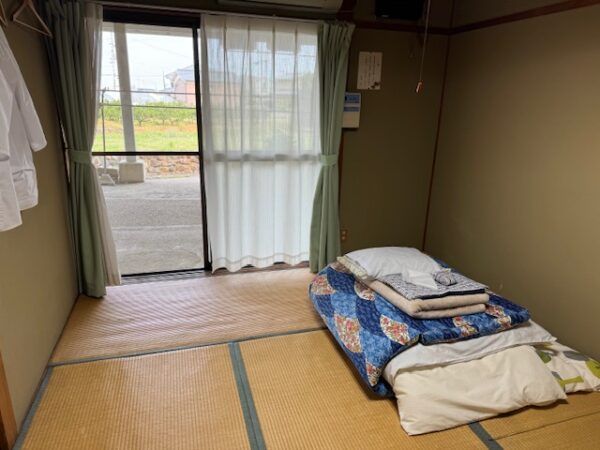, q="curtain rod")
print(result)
[93,1,327,24]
